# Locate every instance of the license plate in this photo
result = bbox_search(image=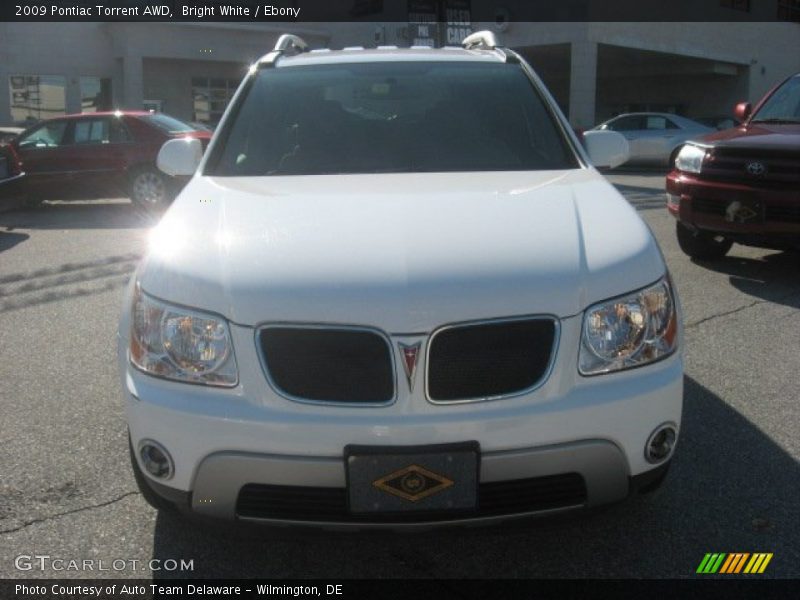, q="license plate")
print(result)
[346,442,479,514]
[725,197,763,223]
